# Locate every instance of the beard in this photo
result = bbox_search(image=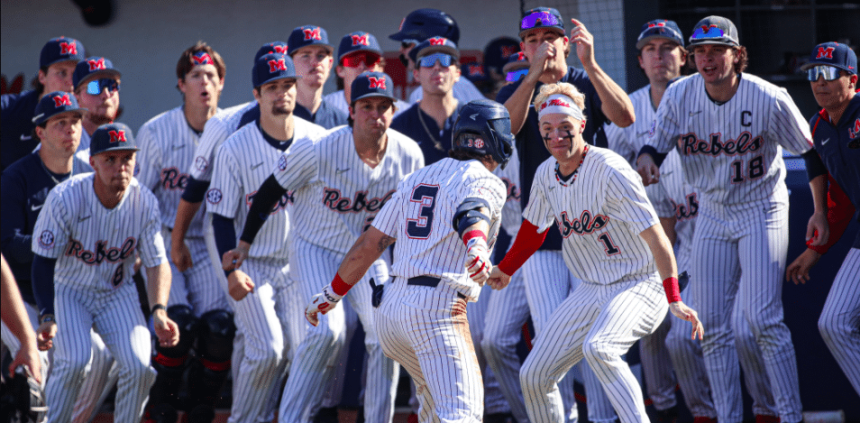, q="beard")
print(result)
[88,111,115,125]
[272,105,292,116]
